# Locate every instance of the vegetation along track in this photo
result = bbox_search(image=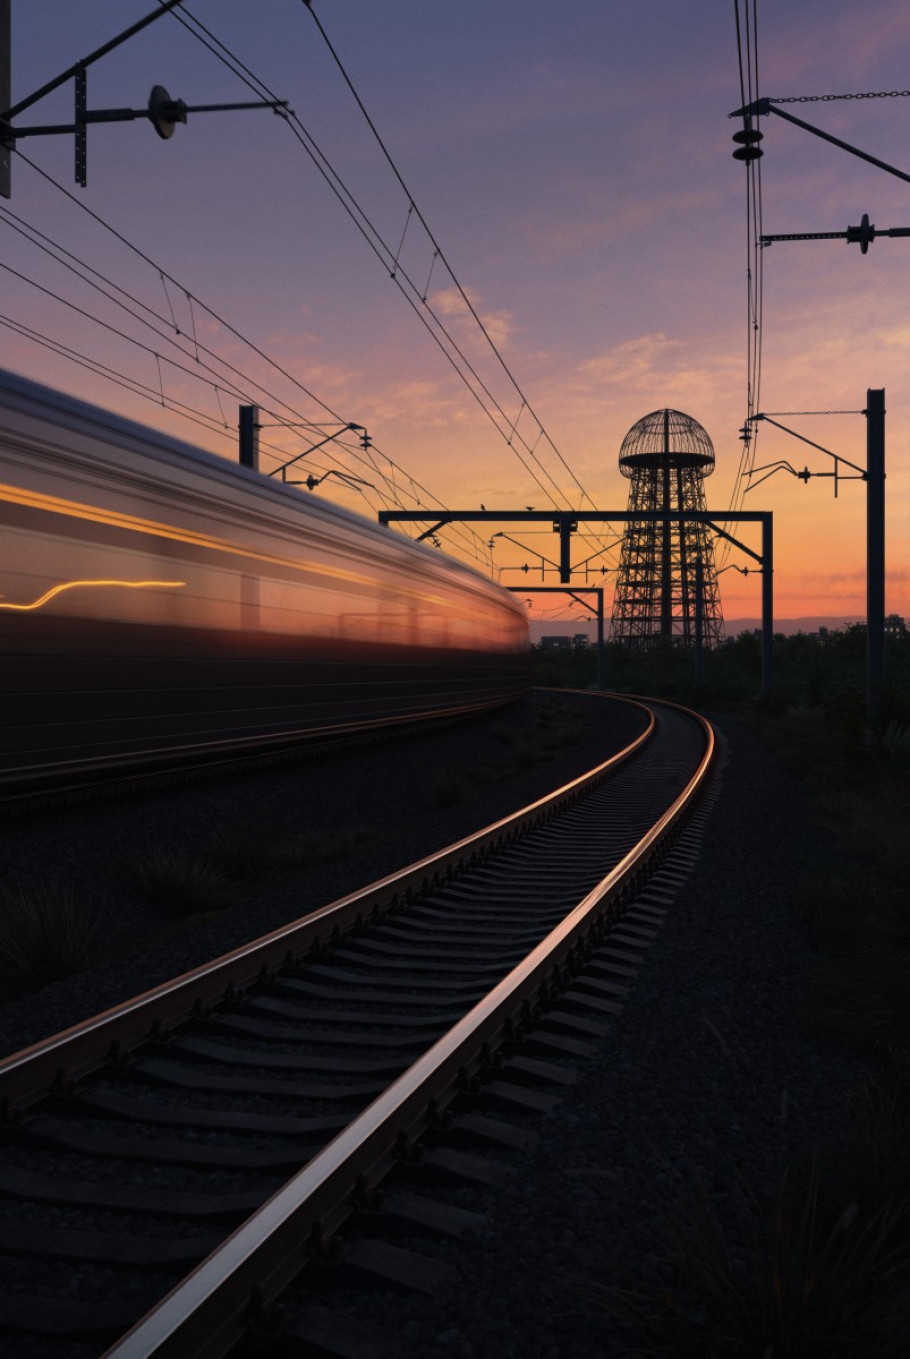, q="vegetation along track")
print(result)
[0,693,715,1359]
